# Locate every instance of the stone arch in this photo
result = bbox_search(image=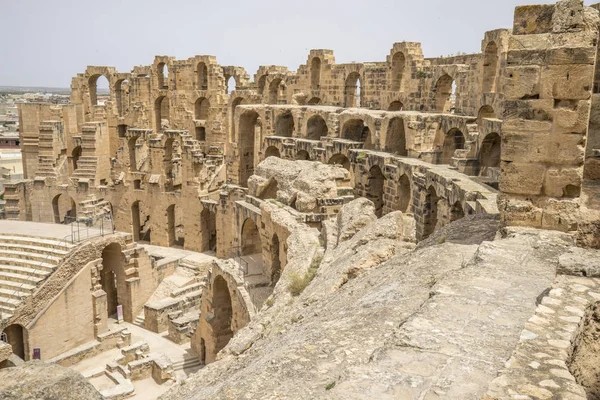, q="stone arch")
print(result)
[398,174,411,213]
[197,62,208,90]
[434,74,454,113]
[211,276,234,357]
[128,137,138,172]
[311,57,321,90]
[275,112,294,137]
[478,105,496,127]
[101,243,124,316]
[345,72,362,108]
[391,52,406,91]
[195,97,210,120]
[482,41,499,93]
[241,218,261,256]
[440,128,465,164]
[131,200,143,241]
[239,111,259,186]
[367,165,385,218]
[271,234,281,285]
[450,201,465,222]
[341,119,365,142]
[257,75,267,96]
[423,186,440,239]
[388,101,404,111]
[308,97,321,105]
[88,74,109,107]
[306,115,327,140]
[200,208,217,252]
[52,194,77,224]
[157,62,168,89]
[1,324,25,359]
[71,146,81,171]
[226,76,237,94]
[265,146,280,159]
[259,178,279,200]
[167,204,184,247]
[385,117,407,156]
[296,150,310,160]
[328,154,351,170]
[115,79,129,116]
[155,96,170,132]
[478,132,501,176]
[269,78,283,104]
